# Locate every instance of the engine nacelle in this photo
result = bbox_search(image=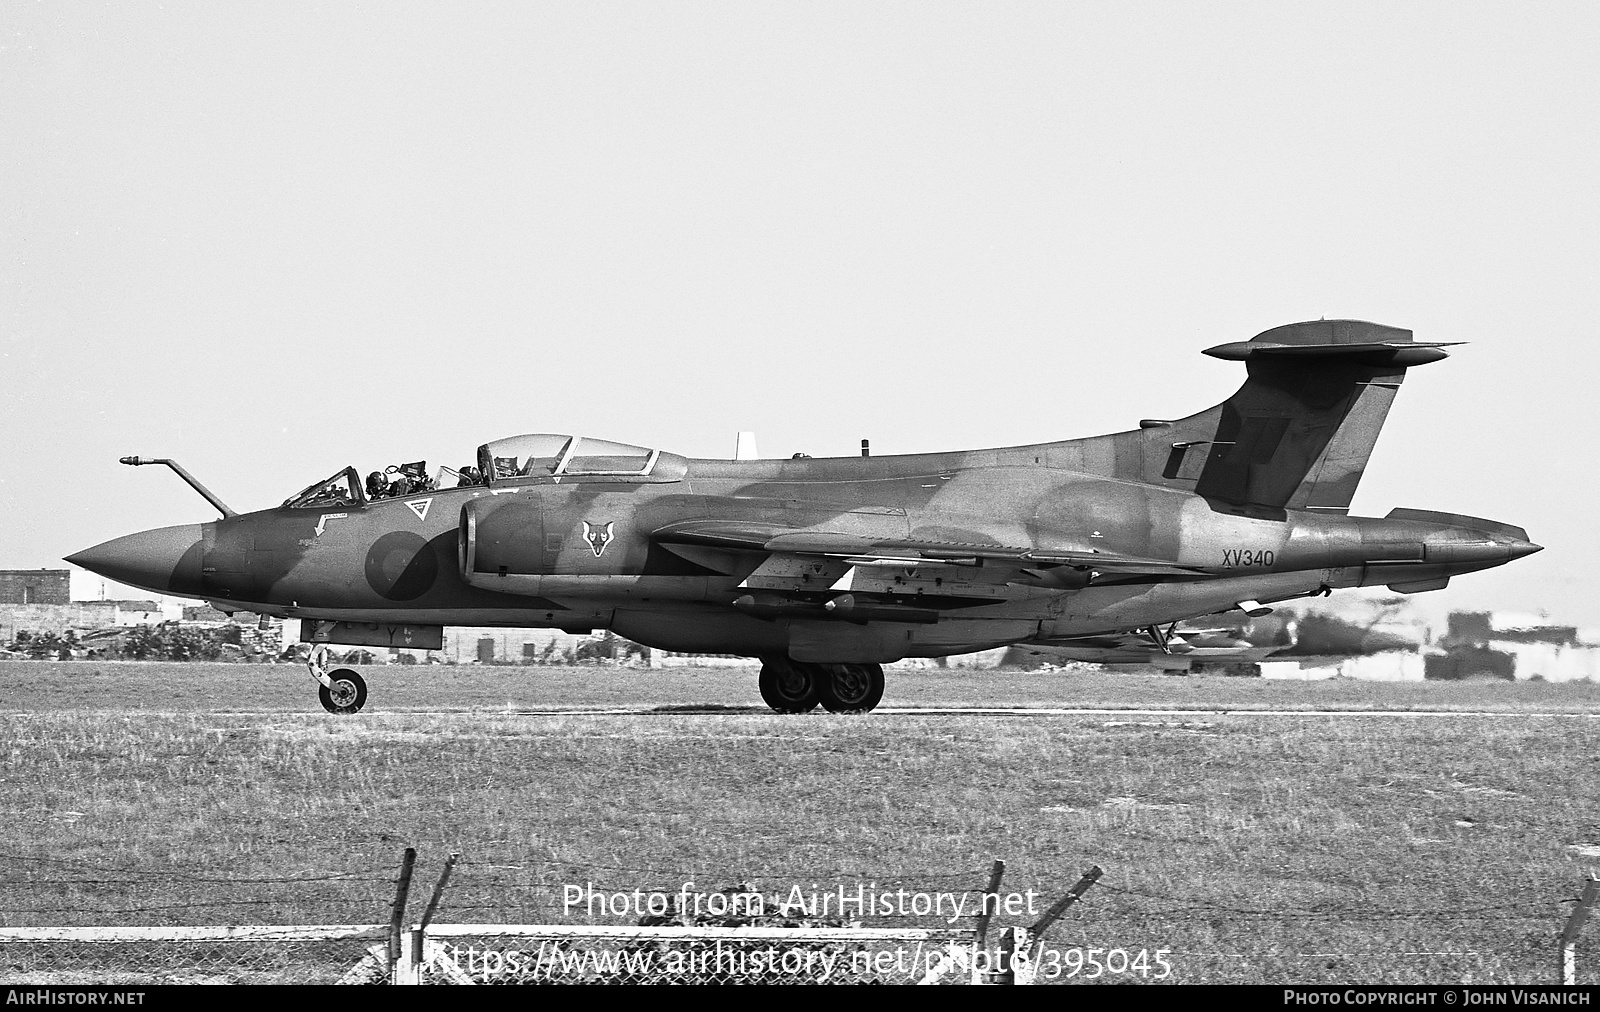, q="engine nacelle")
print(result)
[459,498,547,578]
